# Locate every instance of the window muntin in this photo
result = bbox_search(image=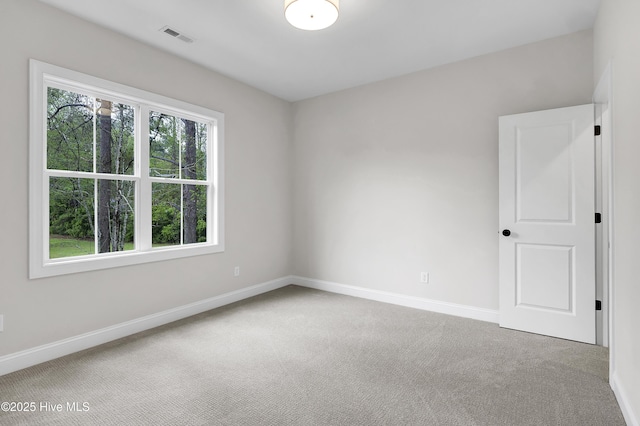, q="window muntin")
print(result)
[30,60,224,278]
